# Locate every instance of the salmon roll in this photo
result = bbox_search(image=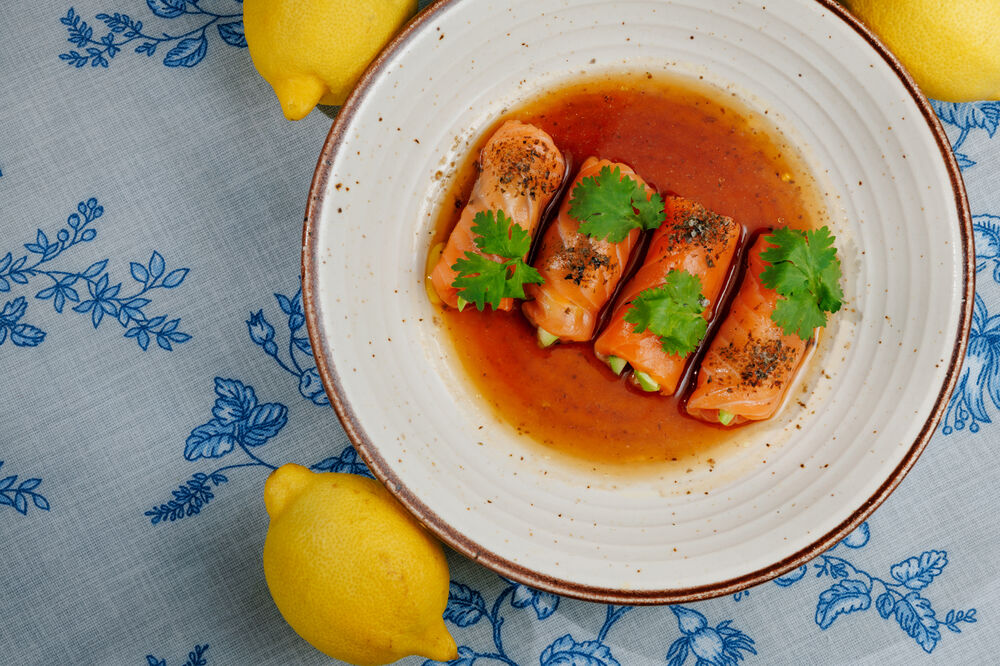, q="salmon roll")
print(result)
[686,235,810,425]
[430,120,566,310]
[522,158,650,344]
[594,196,741,394]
